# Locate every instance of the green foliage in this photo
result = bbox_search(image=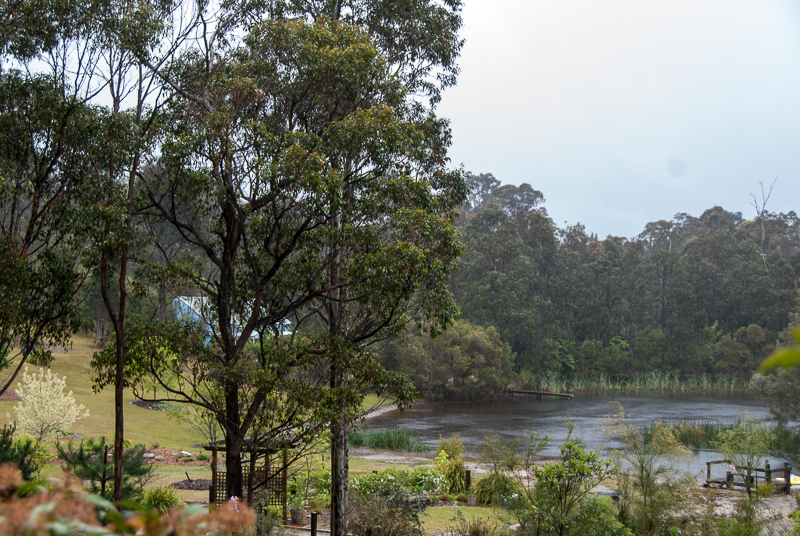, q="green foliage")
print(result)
[716,497,764,536]
[451,186,797,380]
[141,485,184,514]
[715,414,771,498]
[289,489,306,510]
[479,433,522,474]
[56,437,155,501]
[348,480,430,536]
[0,425,43,482]
[526,371,764,396]
[759,327,800,371]
[510,441,625,536]
[440,456,467,495]
[433,433,467,494]
[604,402,691,534]
[351,467,446,497]
[438,433,465,460]
[348,427,431,452]
[253,492,285,536]
[197,452,208,461]
[446,516,499,536]
[473,472,522,507]
[380,319,514,401]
